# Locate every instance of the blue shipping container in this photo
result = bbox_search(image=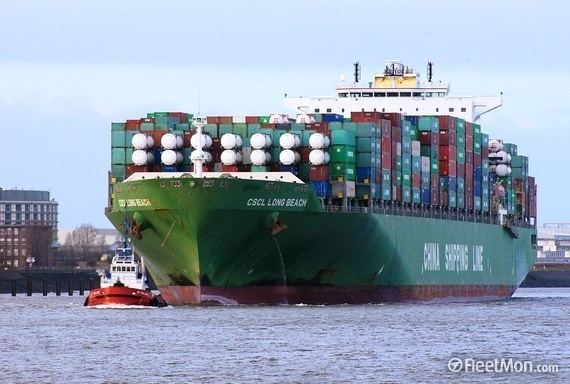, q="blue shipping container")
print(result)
[311,181,331,197]
[321,113,344,123]
[357,167,374,183]
[280,164,300,175]
[421,188,431,204]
